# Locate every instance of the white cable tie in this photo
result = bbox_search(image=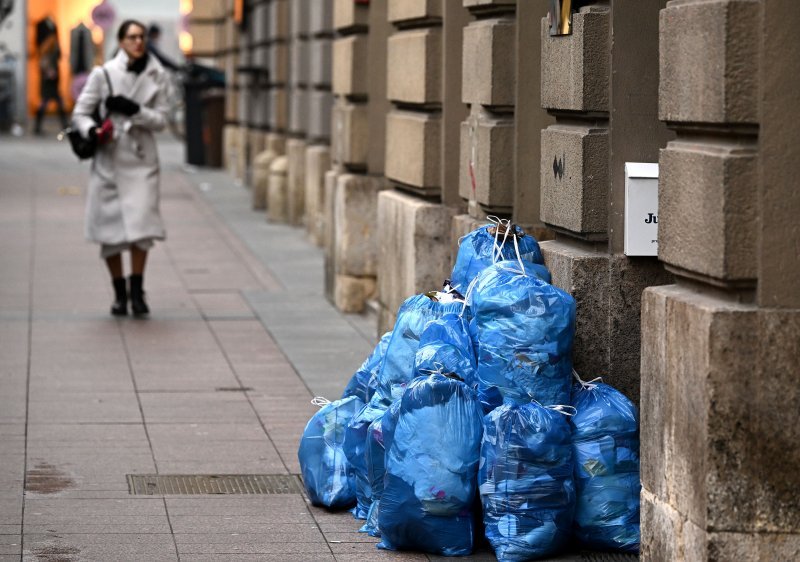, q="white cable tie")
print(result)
[311,396,331,408]
[572,369,603,390]
[547,404,577,417]
[512,231,526,276]
[460,275,481,316]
